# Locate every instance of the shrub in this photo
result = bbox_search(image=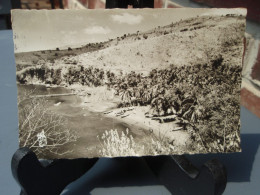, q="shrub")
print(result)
[143,34,148,39]
[97,128,190,156]
[98,129,142,157]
